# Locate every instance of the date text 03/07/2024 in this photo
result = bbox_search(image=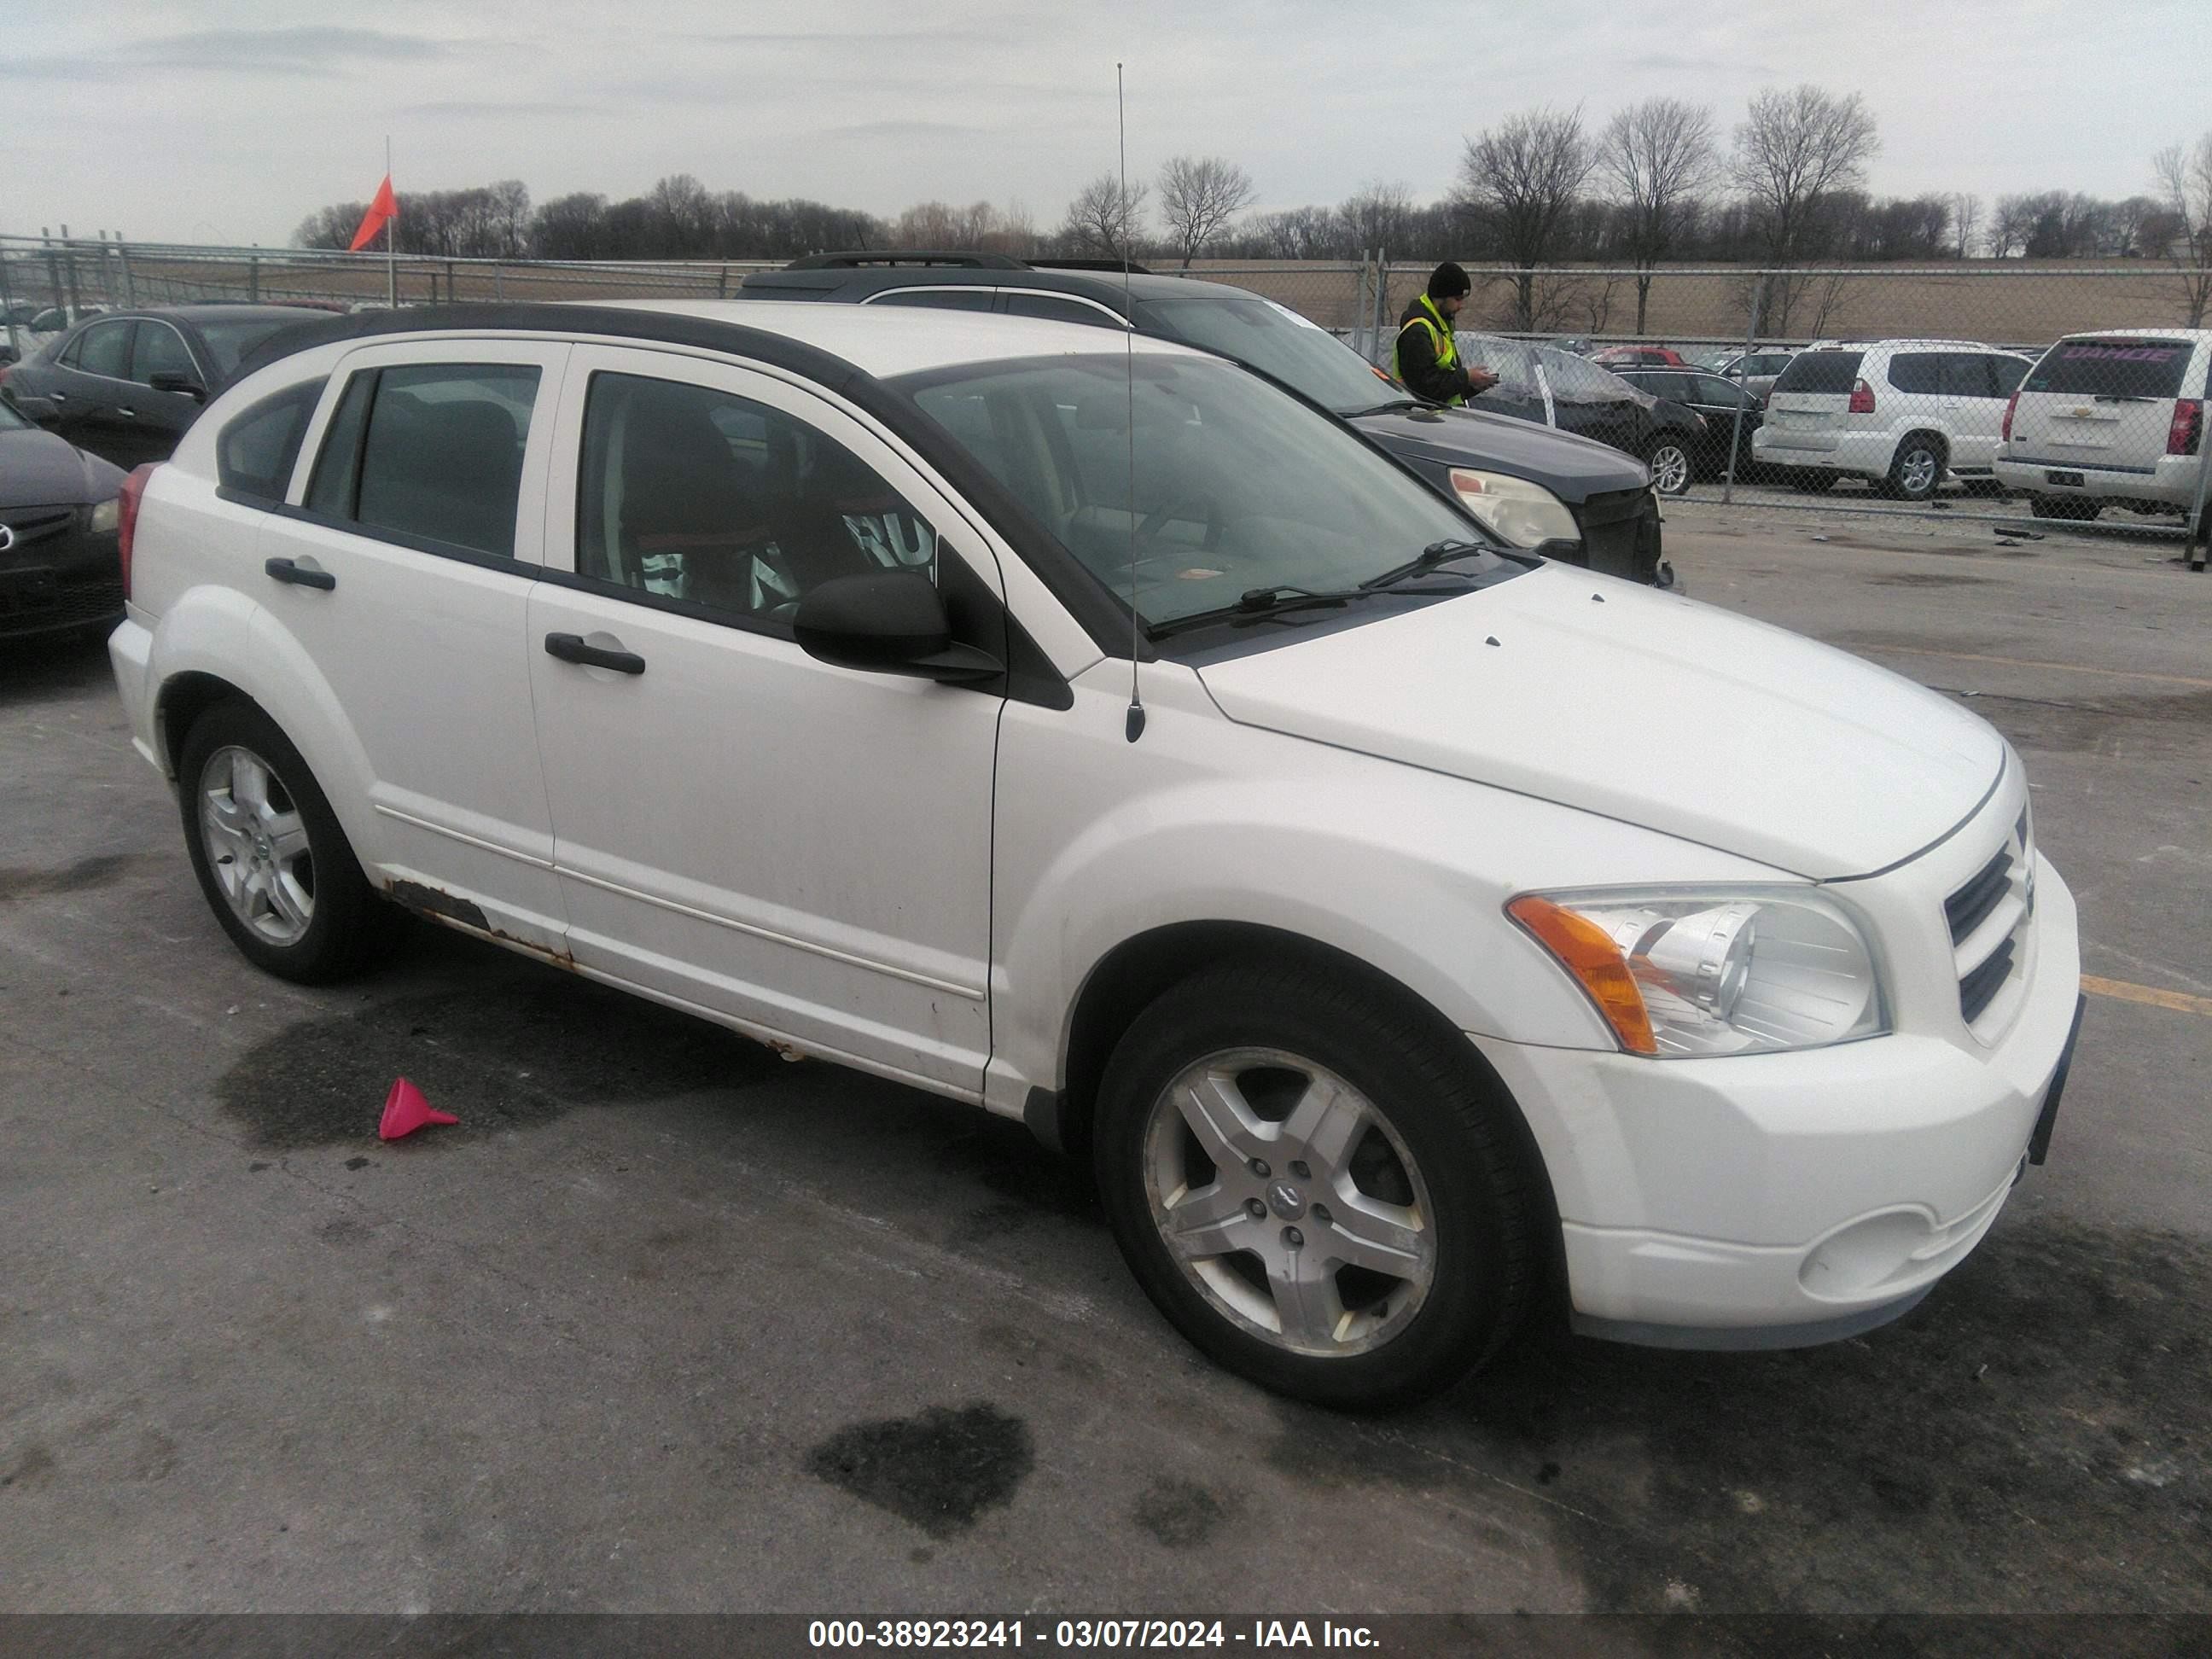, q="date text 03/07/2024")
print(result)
[806,1620,1381,1650]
